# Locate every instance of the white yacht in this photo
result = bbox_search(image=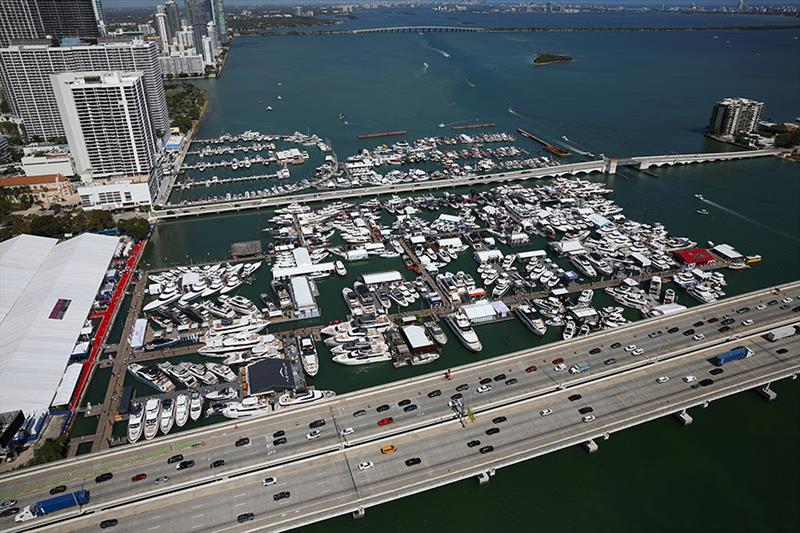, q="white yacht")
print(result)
[223,350,270,365]
[332,347,392,365]
[514,304,547,336]
[205,387,238,401]
[577,289,594,307]
[205,362,237,382]
[569,255,598,278]
[157,361,198,388]
[159,397,175,435]
[189,392,203,421]
[425,321,448,345]
[562,320,577,340]
[222,396,271,419]
[206,316,268,337]
[127,402,144,444]
[142,289,181,312]
[221,295,258,315]
[444,310,482,352]
[199,332,267,355]
[201,276,224,297]
[143,398,161,441]
[335,260,347,276]
[298,335,319,377]
[189,363,219,385]
[492,275,512,298]
[220,275,242,295]
[127,363,175,393]
[174,394,189,427]
[277,389,335,407]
